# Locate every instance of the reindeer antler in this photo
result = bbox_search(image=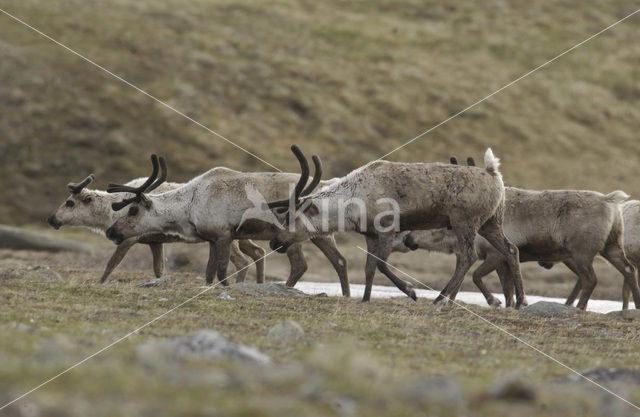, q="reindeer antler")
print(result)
[67,174,95,194]
[107,154,167,211]
[266,145,324,214]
